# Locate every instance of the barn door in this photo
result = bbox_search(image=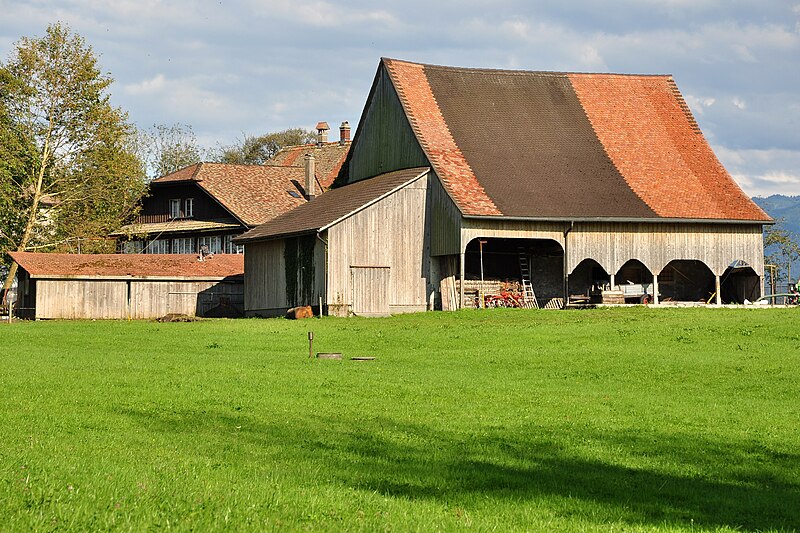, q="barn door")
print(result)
[351,266,390,317]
